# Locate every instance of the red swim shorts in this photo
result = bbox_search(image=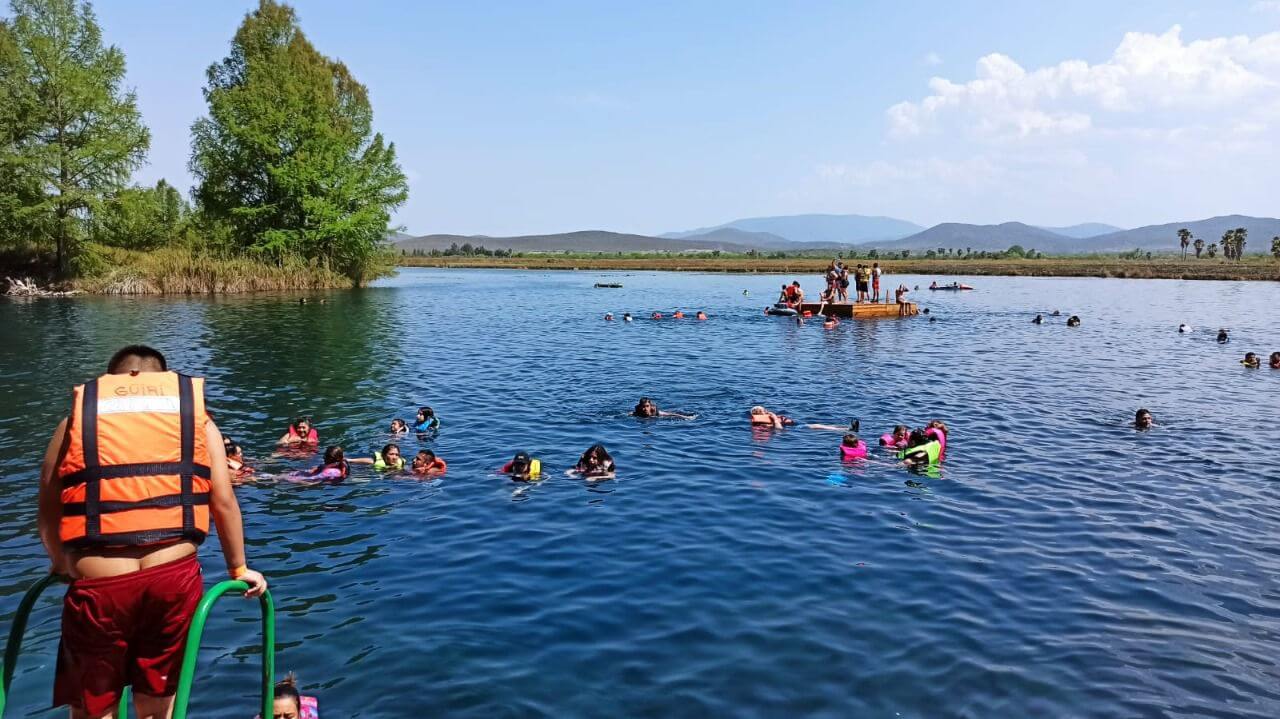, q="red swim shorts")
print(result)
[54,554,202,715]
